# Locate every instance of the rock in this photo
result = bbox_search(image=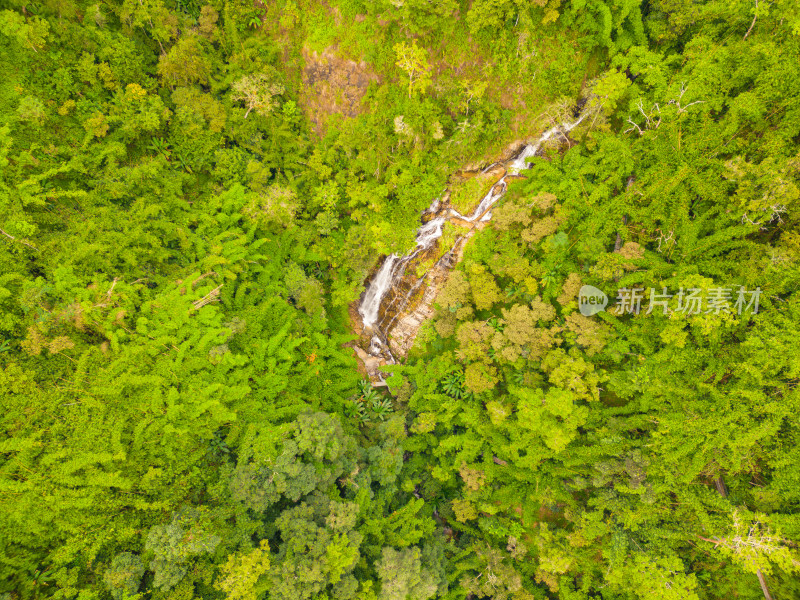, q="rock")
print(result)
[353,344,391,384]
[499,140,527,162]
[451,169,479,184]
[482,164,506,181]
[353,345,382,370]
[504,174,527,184]
[364,356,383,371]
[387,231,475,357]
[448,216,475,229]
[353,345,370,362]
[348,301,364,337]
[460,161,486,173]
